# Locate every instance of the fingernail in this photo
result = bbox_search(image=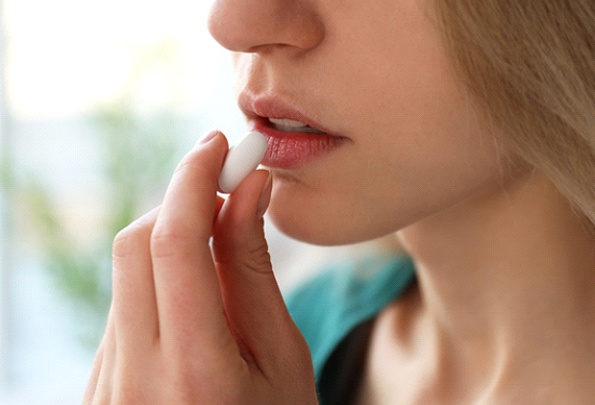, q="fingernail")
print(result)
[196,130,220,146]
[256,171,273,219]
